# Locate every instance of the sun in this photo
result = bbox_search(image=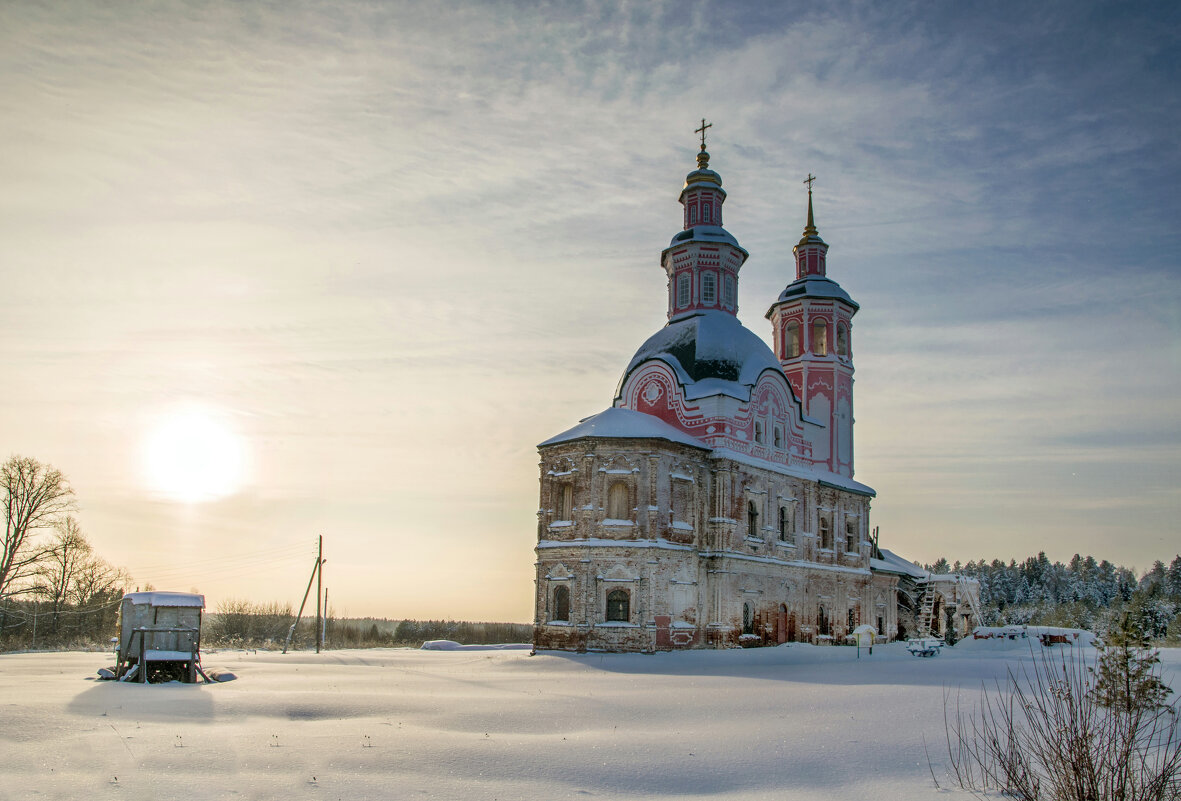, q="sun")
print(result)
[142,406,247,502]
